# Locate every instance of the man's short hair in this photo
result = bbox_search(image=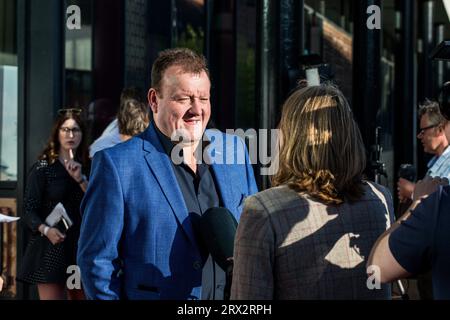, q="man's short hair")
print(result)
[151,48,209,94]
[418,100,447,126]
[118,99,149,136]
